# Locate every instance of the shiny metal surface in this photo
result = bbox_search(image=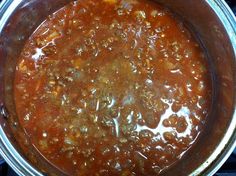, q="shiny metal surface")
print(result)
[191,1,236,175]
[0,0,235,176]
